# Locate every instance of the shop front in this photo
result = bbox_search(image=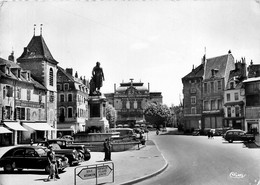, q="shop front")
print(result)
[245,119,259,134]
